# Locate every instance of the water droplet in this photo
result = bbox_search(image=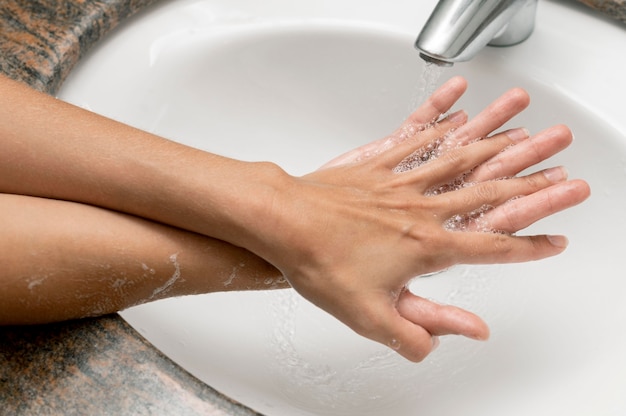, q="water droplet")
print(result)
[388,338,401,350]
